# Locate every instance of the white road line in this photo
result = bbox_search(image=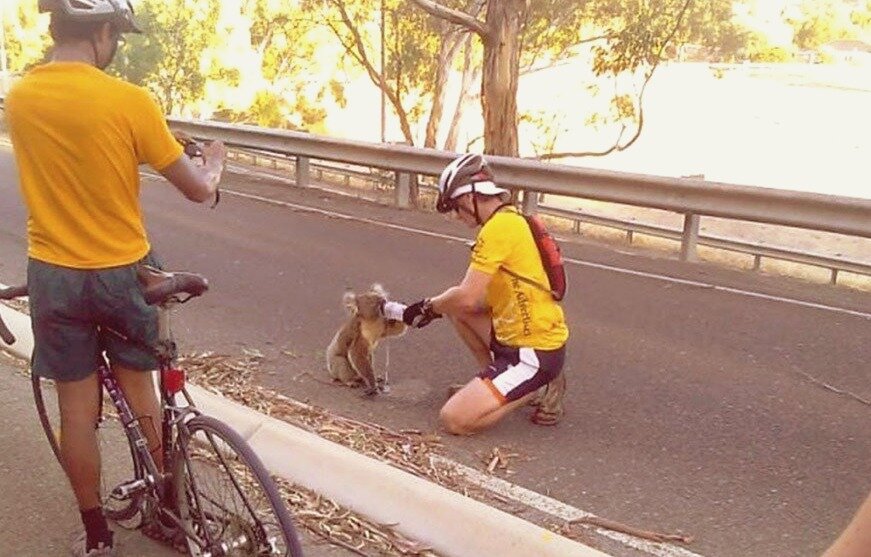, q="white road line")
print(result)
[432,455,705,557]
[568,258,871,320]
[207,185,871,321]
